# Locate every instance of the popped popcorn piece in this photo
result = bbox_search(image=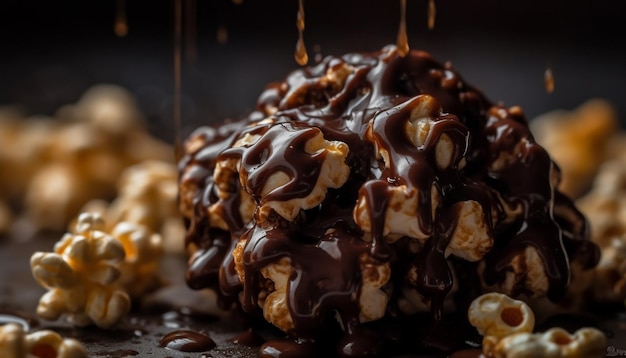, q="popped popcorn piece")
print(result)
[105,160,184,253]
[493,327,606,358]
[531,98,618,199]
[69,209,164,298]
[233,242,296,333]
[232,123,351,222]
[468,292,535,340]
[353,182,438,241]
[110,221,163,299]
[31,213,131,328]
[0,323,87,358]
[212,146,257,231]
[260,128,350,221]
[260,258,295,332]
[445,200,493,261]
[355,95,449,241]
[25,163,95,232]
